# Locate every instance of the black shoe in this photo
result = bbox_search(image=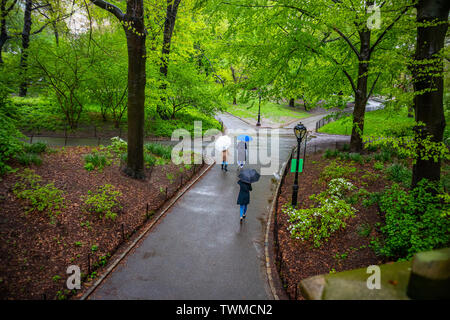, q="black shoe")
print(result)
[221,164,224,170]
[243,214,246,219]
[224,165,228,172]
[240,217,243,224]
